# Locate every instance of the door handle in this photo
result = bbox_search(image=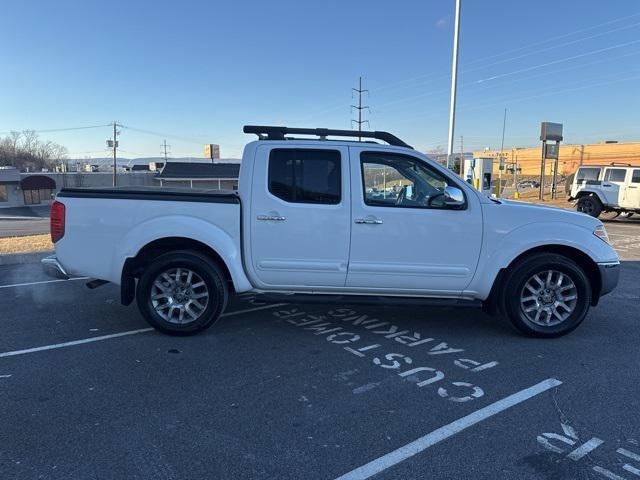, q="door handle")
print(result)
[257,215,286,221]
[628,186,638,189]
[354,218,383,225]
